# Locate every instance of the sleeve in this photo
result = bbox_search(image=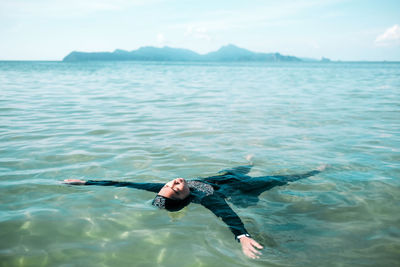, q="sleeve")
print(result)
[220,165,253,176]
[271,169,321,183]
[200,193,250,241]
[84,180,164,193]
[203,165,253,184]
